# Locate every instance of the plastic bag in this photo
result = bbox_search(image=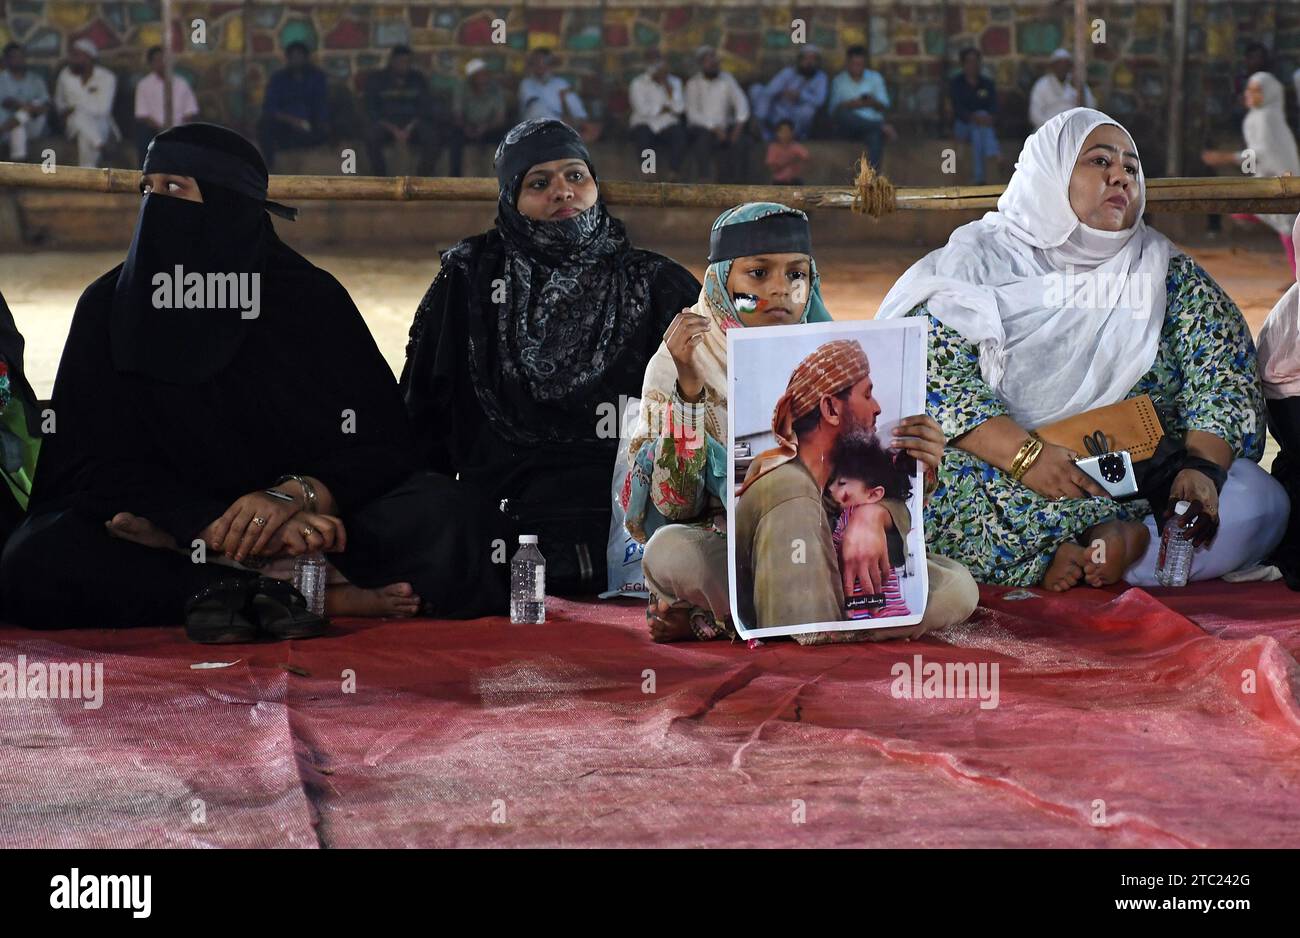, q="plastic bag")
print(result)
[600,397,649,599]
